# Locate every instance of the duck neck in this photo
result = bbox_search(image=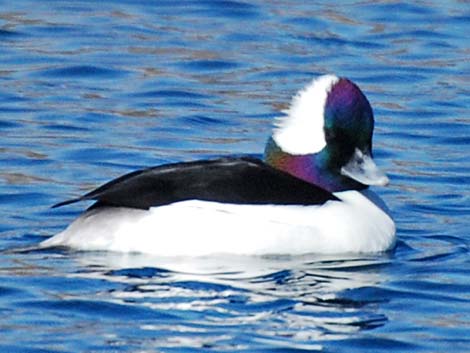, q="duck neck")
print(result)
[263,137,365,192]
